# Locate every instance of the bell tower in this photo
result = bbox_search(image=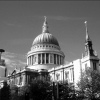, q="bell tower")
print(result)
[81,21,99,71]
